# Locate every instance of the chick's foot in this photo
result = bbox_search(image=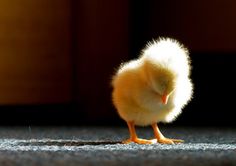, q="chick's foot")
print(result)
[122,138,156,144]
[157,137,184,144]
